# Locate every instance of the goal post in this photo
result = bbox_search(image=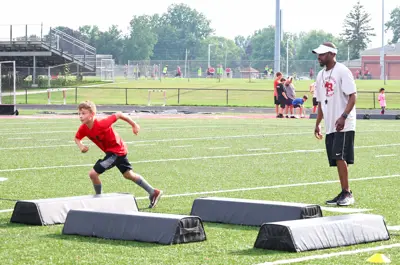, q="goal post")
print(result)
[0,61,17,115]
[100,59,115,82]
